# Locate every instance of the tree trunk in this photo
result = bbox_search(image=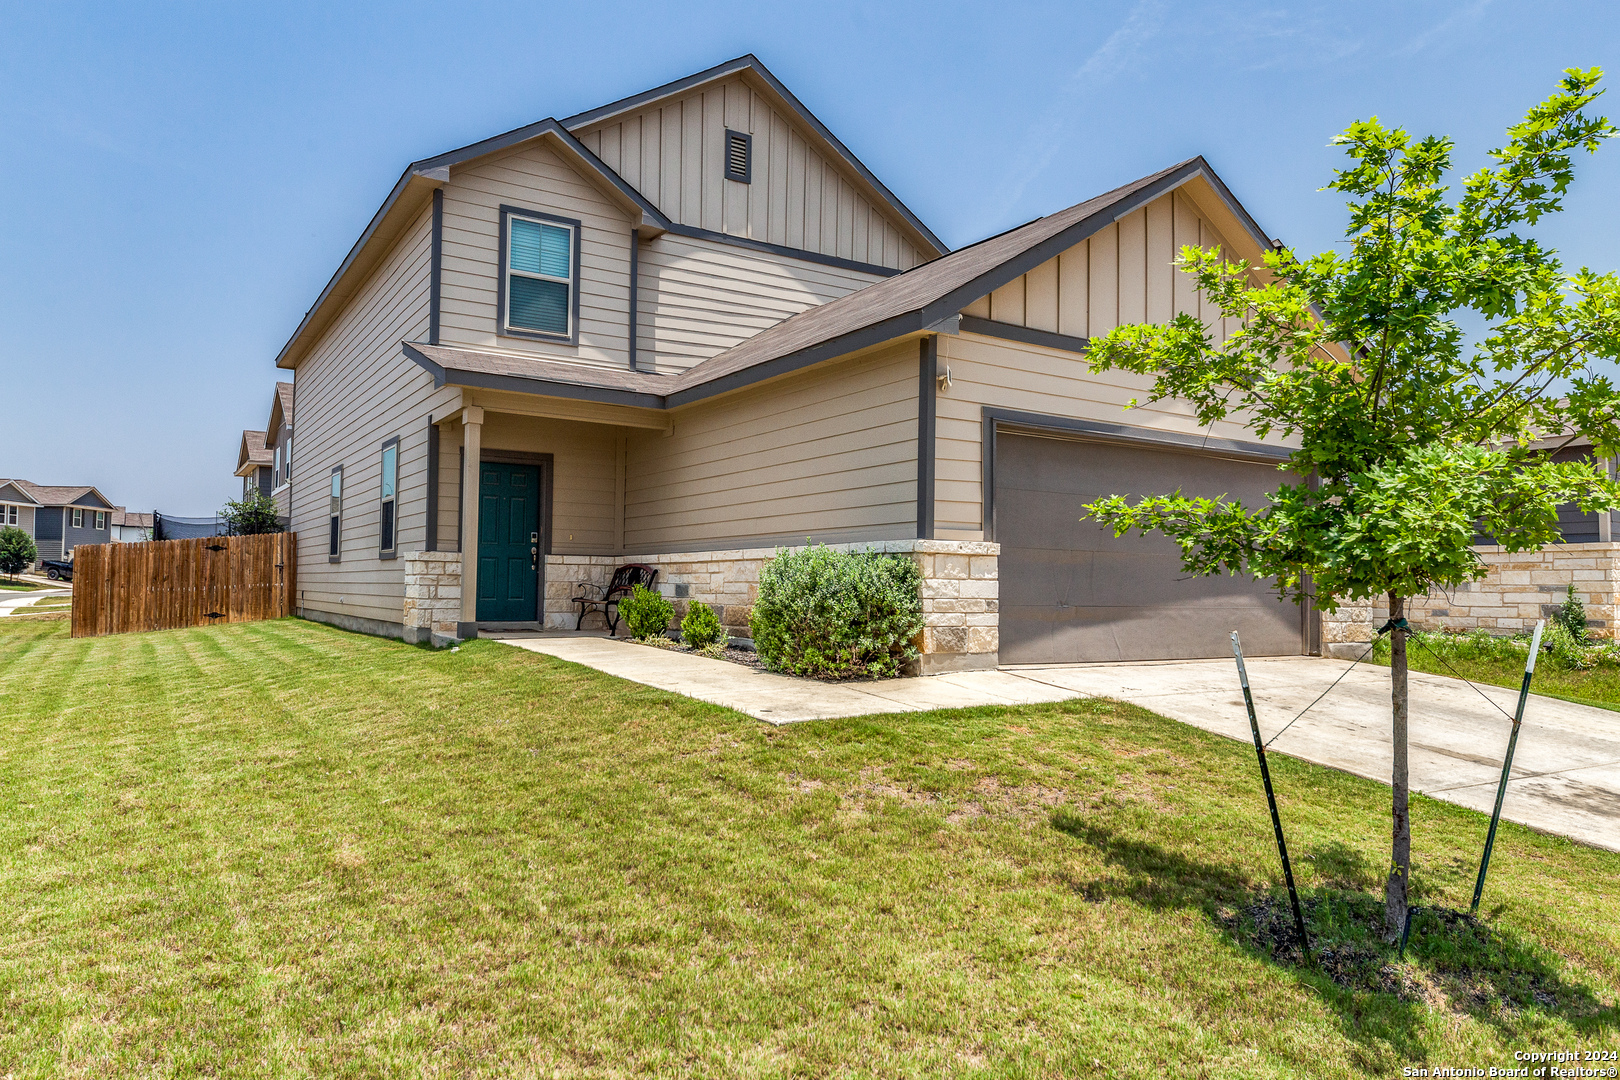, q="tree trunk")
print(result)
[1385,592,1411,941]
